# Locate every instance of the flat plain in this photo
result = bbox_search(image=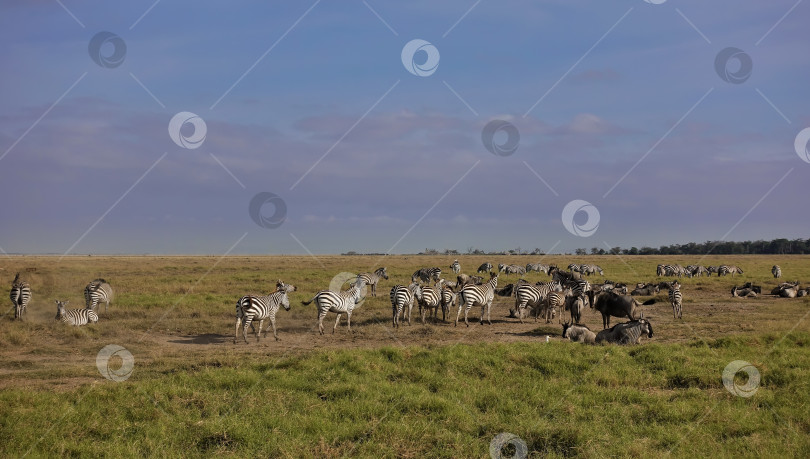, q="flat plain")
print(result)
[1,255,808,457]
